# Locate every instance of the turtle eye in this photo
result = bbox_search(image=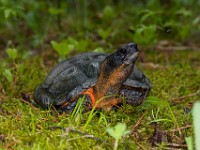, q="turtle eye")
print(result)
[120,48,127,54]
